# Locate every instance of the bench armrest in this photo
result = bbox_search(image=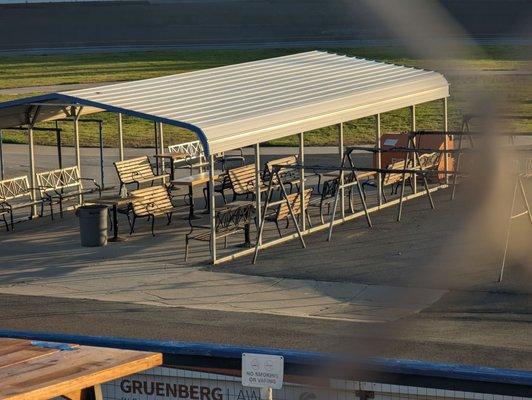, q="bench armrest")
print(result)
[80,177,102,197]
